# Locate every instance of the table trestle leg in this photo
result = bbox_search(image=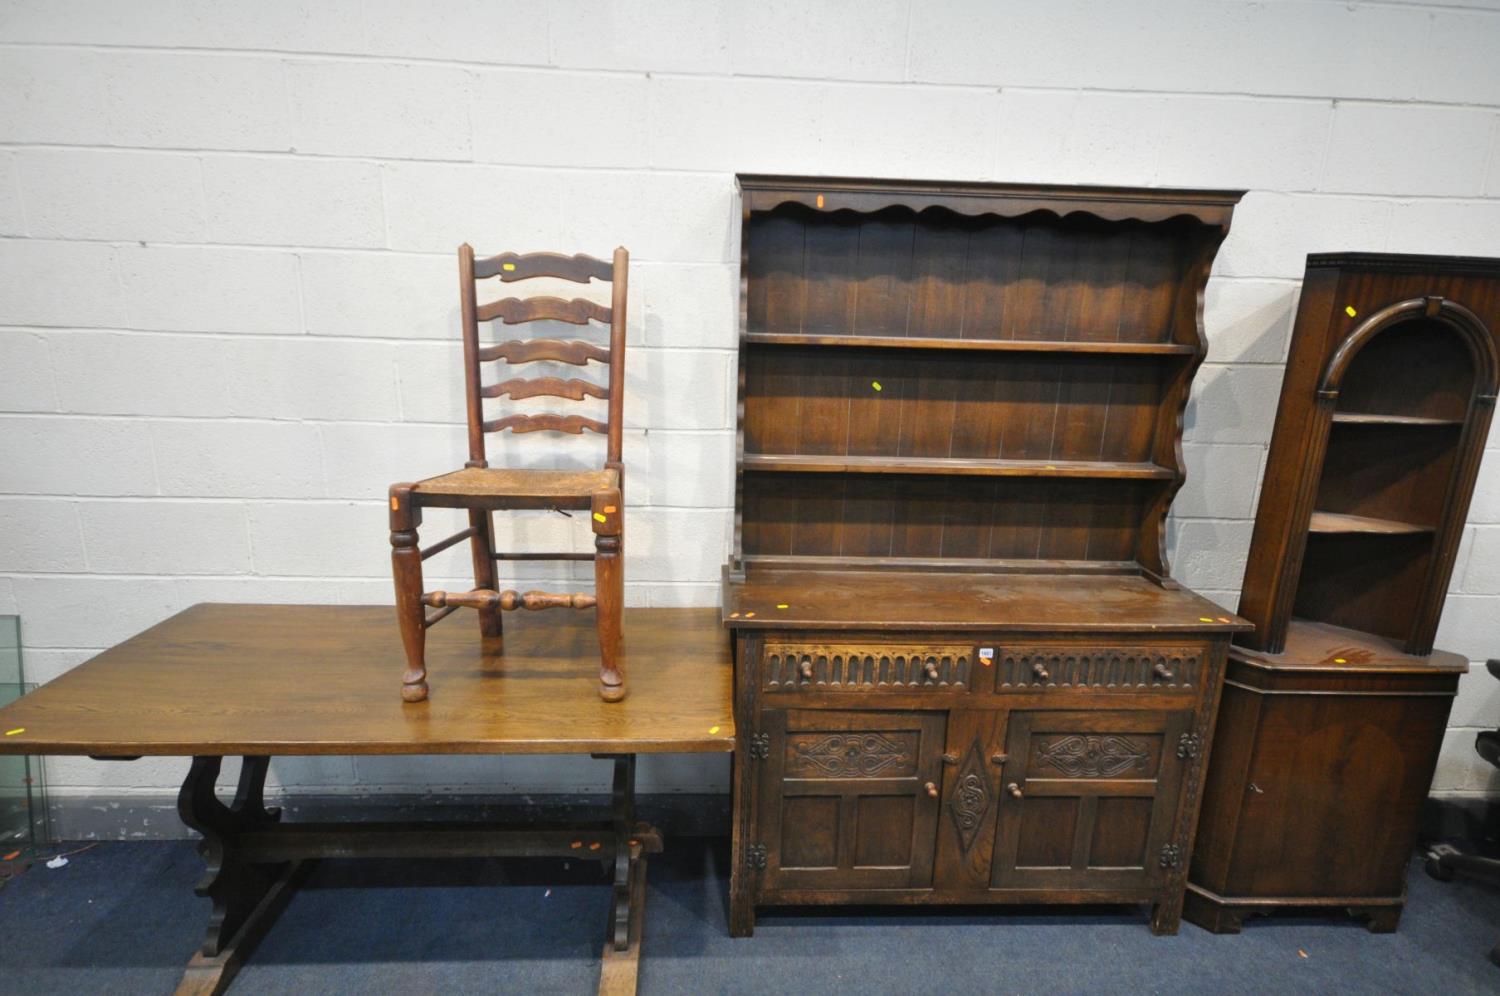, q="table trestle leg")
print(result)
[174,755,305,996]
[596,753,656,996]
